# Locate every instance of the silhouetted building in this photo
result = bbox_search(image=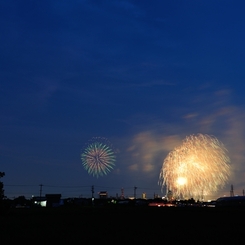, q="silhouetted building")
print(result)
[216,196,245,207]
[45,194,62,207]
[99,191,108,199]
